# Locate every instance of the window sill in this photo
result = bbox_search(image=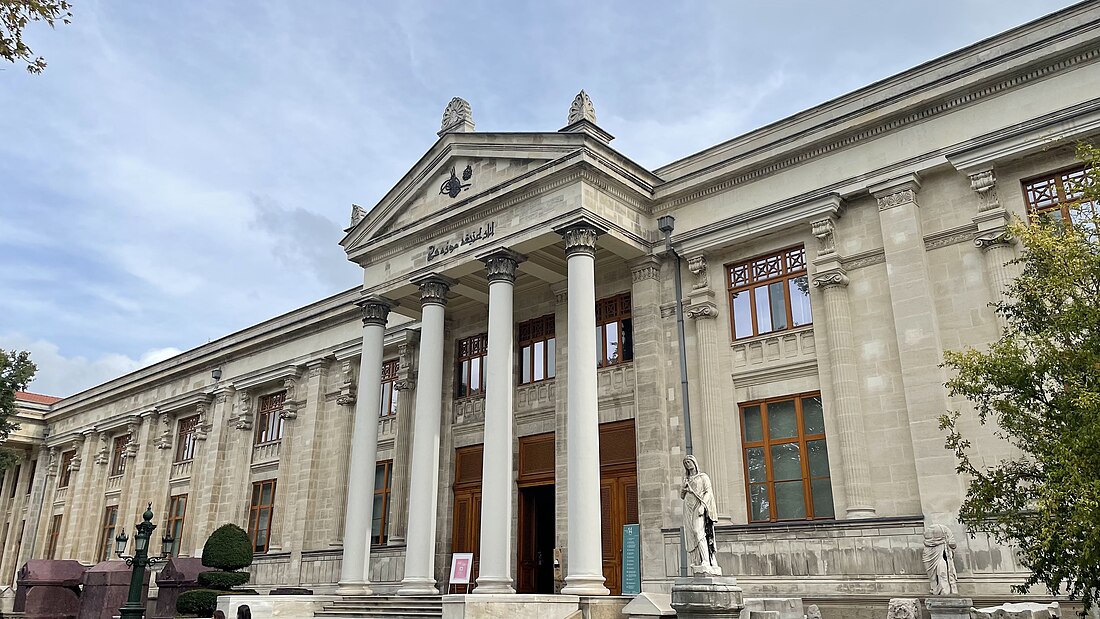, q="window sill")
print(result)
[730,324,813,347]
[253,440,282,448]
[518,377,556,387]
[172,458,194,465]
